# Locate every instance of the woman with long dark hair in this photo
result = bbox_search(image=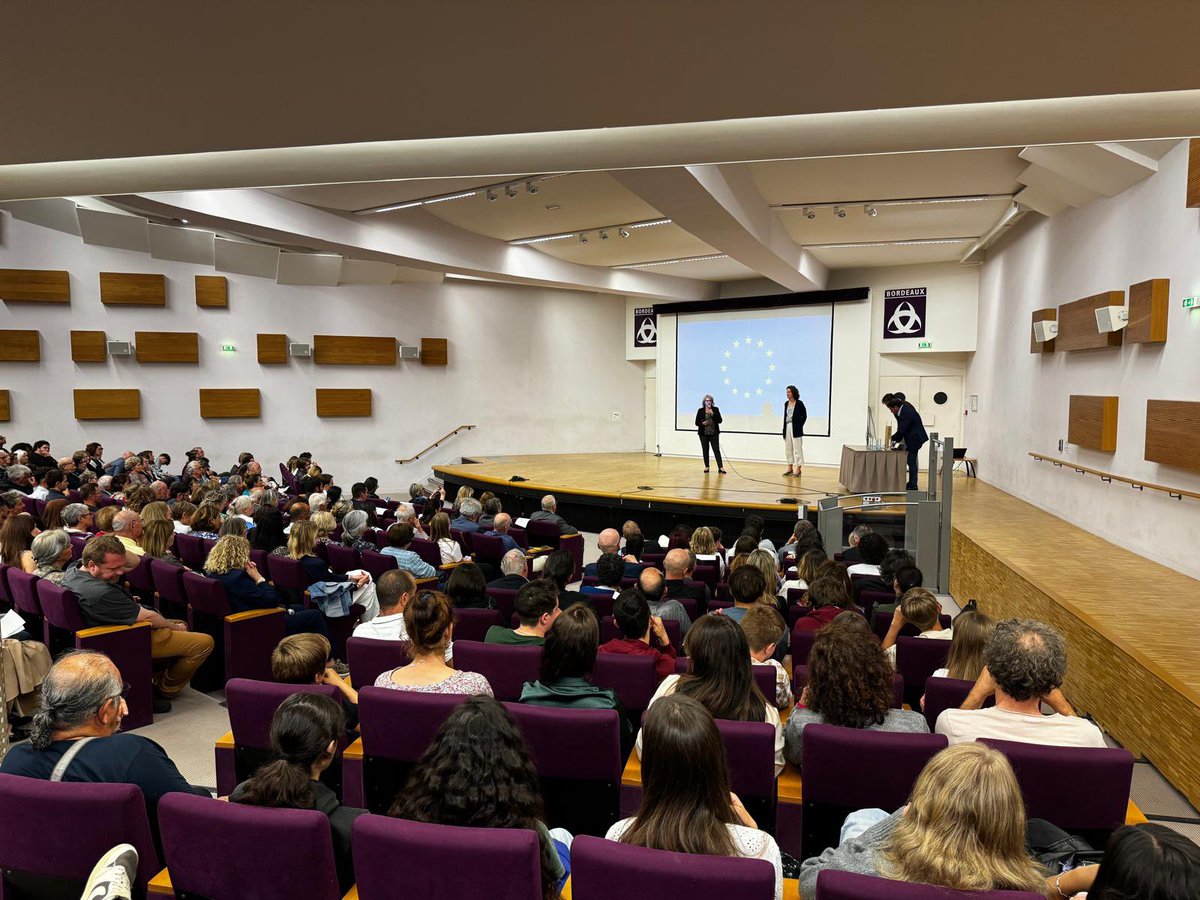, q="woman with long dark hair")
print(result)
[0,514,37,572]
[782,385,807,477]
[1051,822,1200,899]
[231,693,364,893]
[694,394,726,474]
[249,505,289,556]
[390,695,570,898]
[611,693,783,900]
[445,562,489,609]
